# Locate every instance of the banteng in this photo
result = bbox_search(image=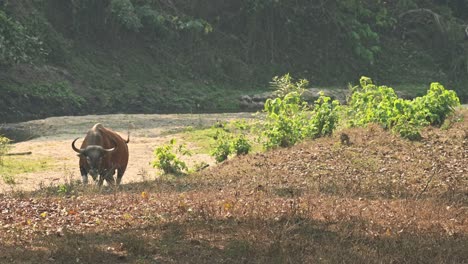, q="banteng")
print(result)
[72,123,129,186]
